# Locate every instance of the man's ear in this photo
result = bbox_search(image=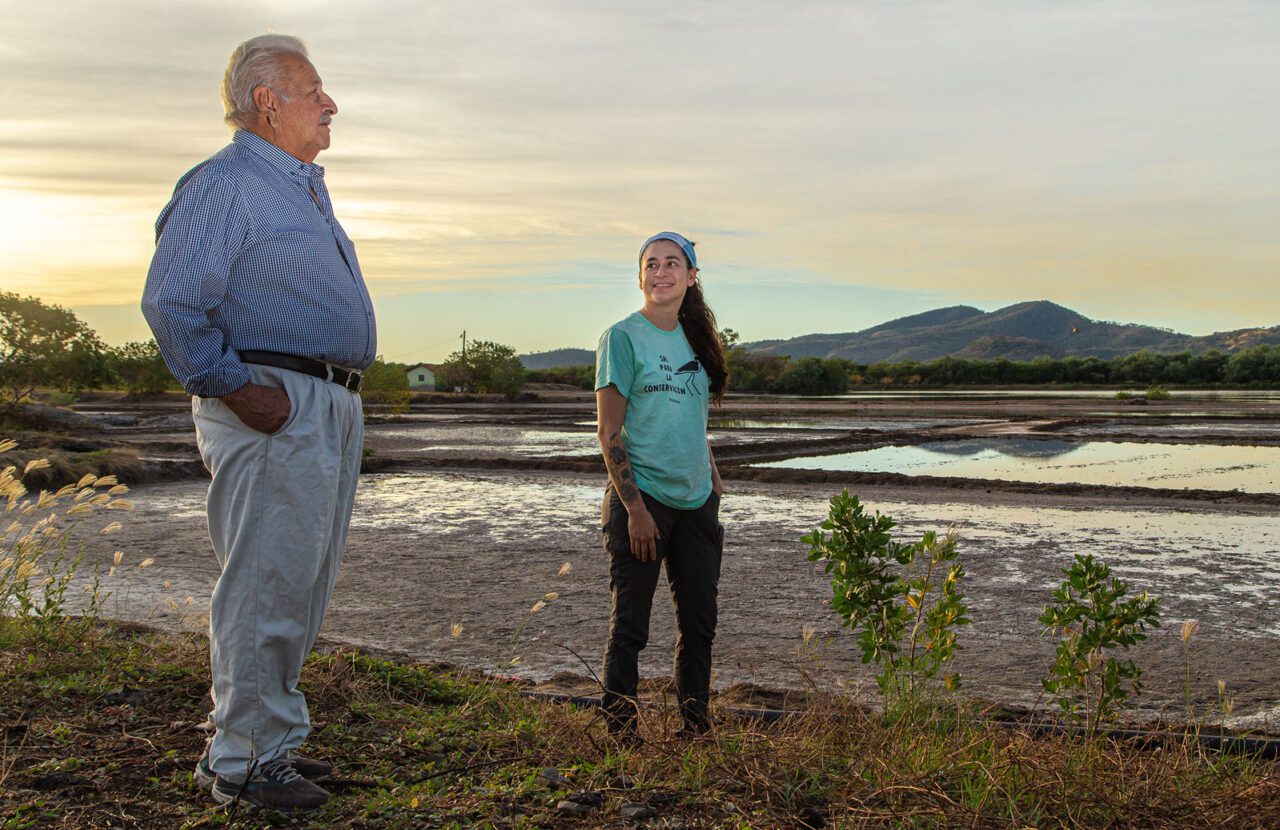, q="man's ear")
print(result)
[252,85,278,124]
